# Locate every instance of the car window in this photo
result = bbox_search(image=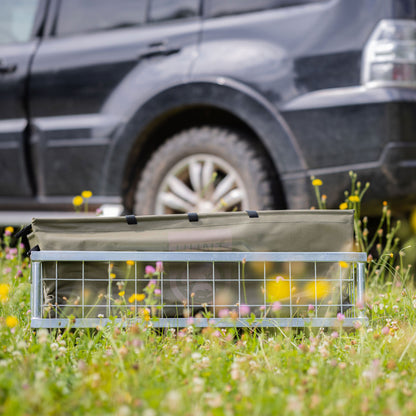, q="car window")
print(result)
[204,0,327,18]
[55,0,147,36]
[0,0,39,45]
[148,0,200,23]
